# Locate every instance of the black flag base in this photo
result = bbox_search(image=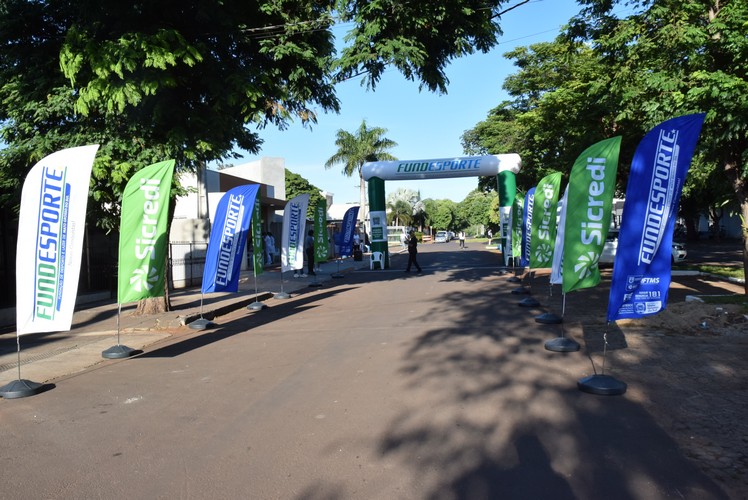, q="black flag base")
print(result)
[0,379,44,399]
[274,291,291,299]
[247,301,266,311]
[497,269,509,275]
[507,276,521,283]
[188,318,215,330]
[309,282,323,288]
[535,312,563,324]
[578,374,627,395]
[517,297,541,307]
[544,337,580,352]
[102,344,137,359]
[511,286,531,295]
